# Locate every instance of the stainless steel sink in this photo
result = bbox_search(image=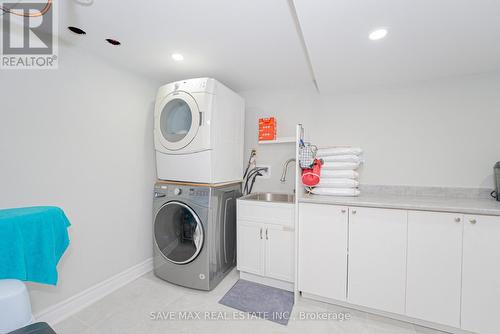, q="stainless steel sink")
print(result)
[241,192,295,203]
